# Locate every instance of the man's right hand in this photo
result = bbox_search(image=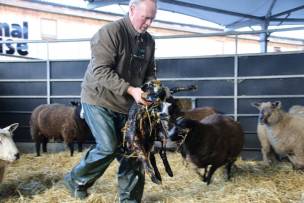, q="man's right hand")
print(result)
[127,86,149,106]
